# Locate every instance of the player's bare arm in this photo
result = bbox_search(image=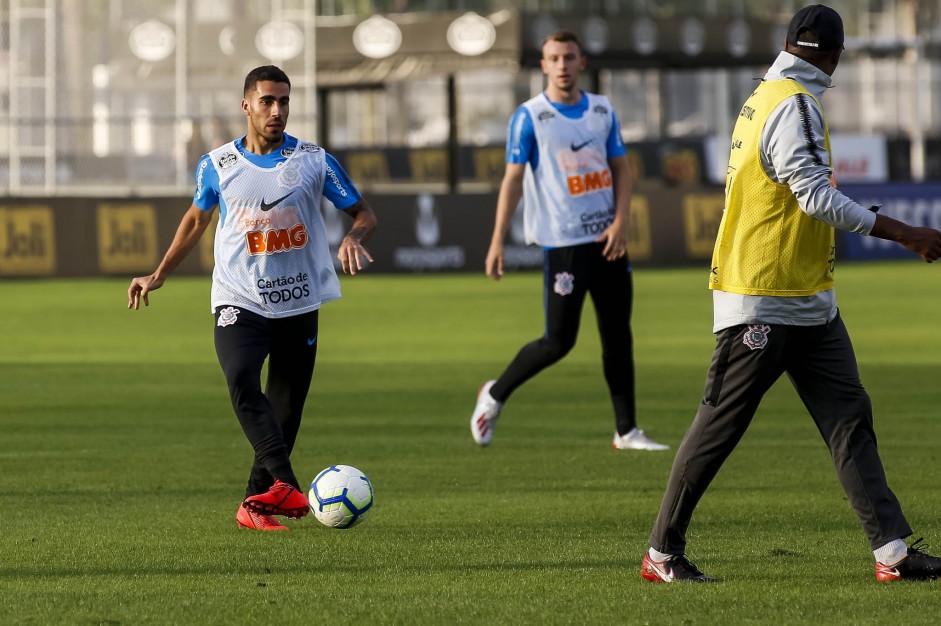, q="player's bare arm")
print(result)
[598,154,632,261]
[127,203,214,309]
[869,214,941,263]
[337,199,377,275]
[487,163,526,280]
